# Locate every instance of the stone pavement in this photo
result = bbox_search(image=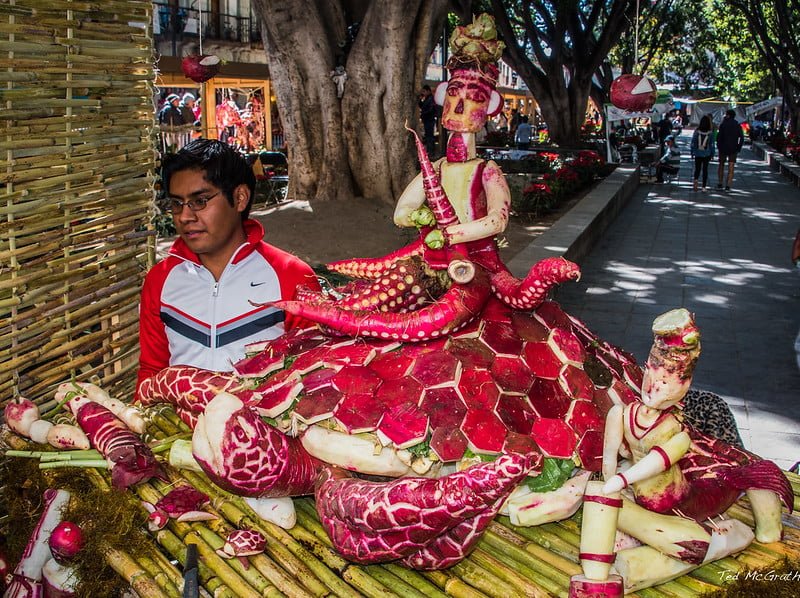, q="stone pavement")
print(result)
[553,136,800,470]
